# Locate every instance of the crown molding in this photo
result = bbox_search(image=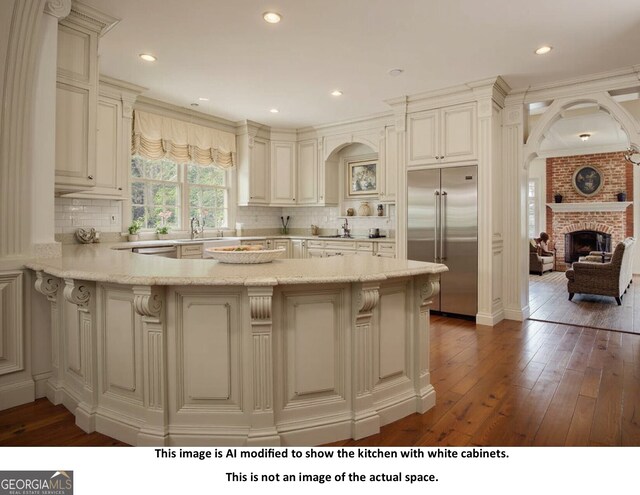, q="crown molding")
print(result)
[506,65,640,105]
[68,0,120,37]
[99,75,147,97]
